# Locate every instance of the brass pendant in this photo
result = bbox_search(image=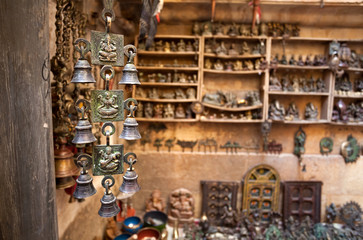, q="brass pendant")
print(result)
[93,122,124,176]
[90,31,124,66]
[91,65,124,122]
